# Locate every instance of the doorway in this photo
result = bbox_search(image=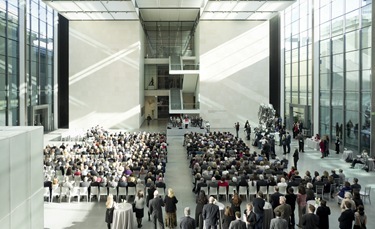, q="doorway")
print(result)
[289,104,311,137]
